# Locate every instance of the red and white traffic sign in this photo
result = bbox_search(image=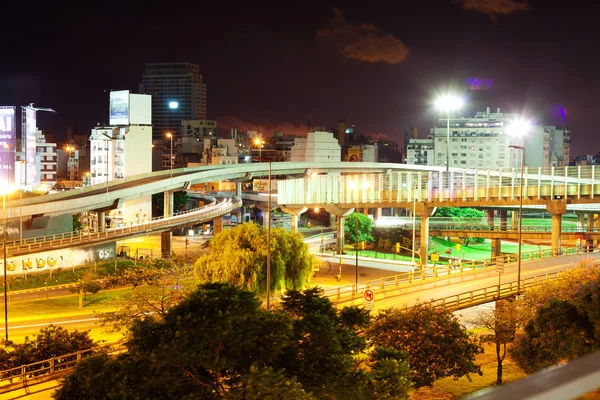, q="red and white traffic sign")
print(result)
[363,289,375,310]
